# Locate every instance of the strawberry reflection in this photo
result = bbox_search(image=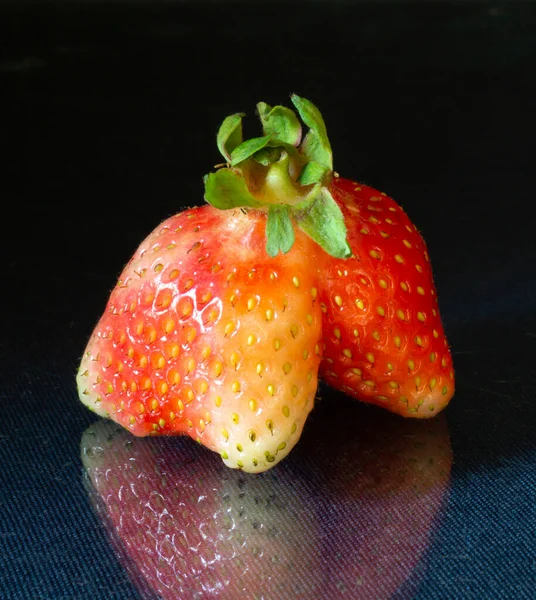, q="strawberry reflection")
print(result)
[81,398,451,600]
[81,422,322,599]
[296,395,452,599]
